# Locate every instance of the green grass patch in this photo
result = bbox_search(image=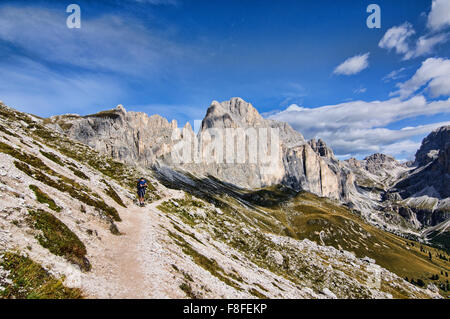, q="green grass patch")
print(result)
[69,167,89,180]
[0,141,49,171]
[248,288,268,299]
[101,179,126,208]
[157,195,206,226]
[0,252,83,299]
[179,282,198,299]
[168,230,242,291]
[0,124,20,138]
[28,209,90,271]
[29,185,62,212]
[84,110,121,120]
[20,139,32,148]
[14,161,120,221]
[40,150,65,166]
[0,105,34,124]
